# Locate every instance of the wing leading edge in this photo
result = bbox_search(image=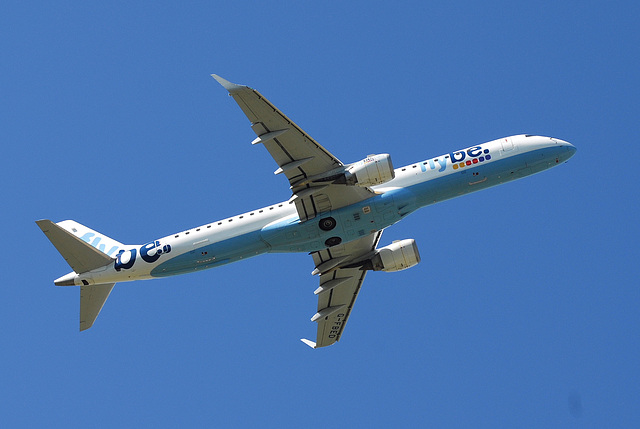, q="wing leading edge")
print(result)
[211,75,374,221]
[211,75,386,348]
